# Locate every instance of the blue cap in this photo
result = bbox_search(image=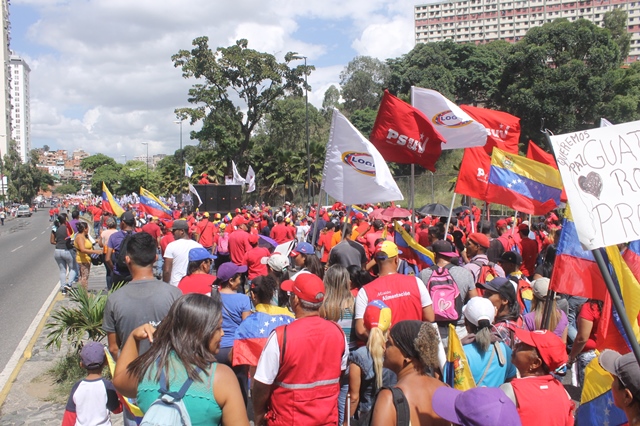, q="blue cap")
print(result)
[189,247,217,262]
[291,242,314,256]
